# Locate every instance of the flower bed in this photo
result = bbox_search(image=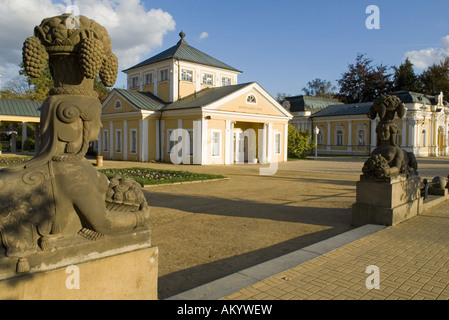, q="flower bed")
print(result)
[98,167,225,186]
[0,156,32,167]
